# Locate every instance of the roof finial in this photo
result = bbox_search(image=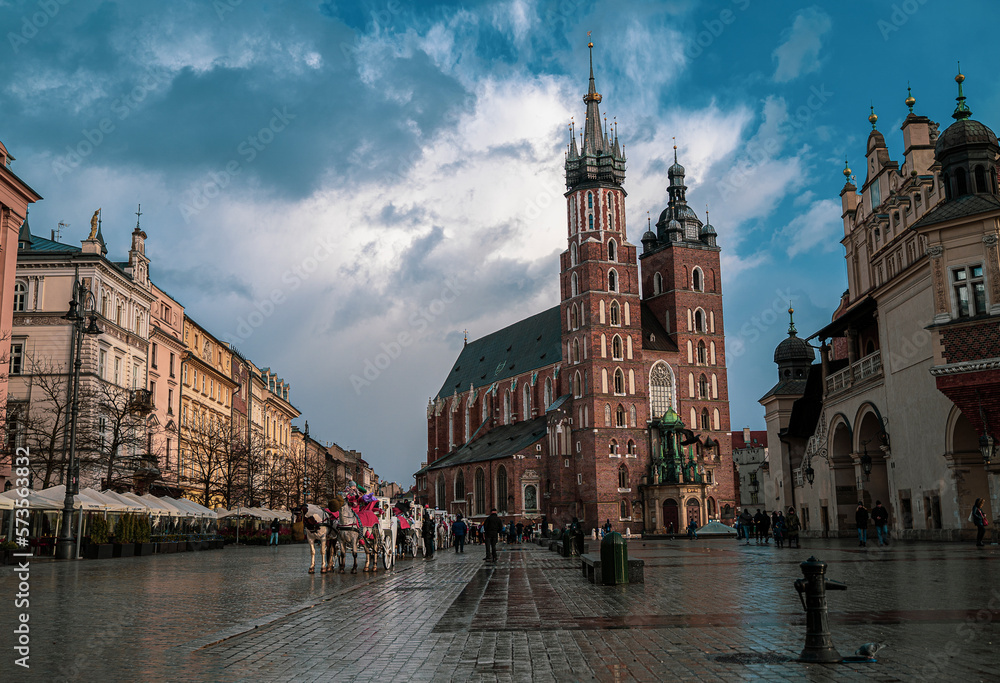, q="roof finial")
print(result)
[672,136,677,163]
[787,303,797,336]
[463,329,468,346]
[868,103,878,130]
[905,82,915,114]
[135,203,142,231]
[843,158,851,178]
[953,62,971,120]
[705,204,709,224]
[647,210,651,229]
